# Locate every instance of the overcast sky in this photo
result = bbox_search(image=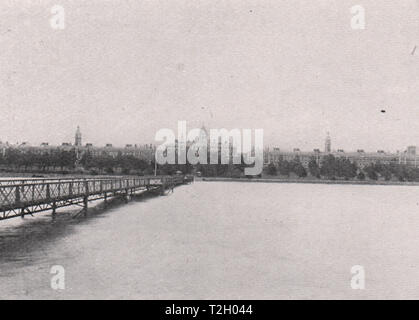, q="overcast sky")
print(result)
[1,0,419,151]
